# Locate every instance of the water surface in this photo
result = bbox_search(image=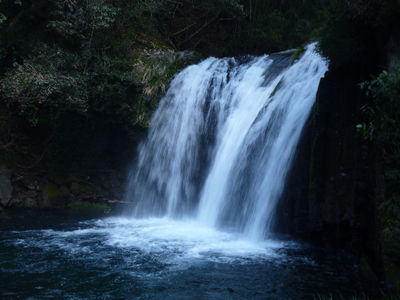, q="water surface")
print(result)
[0,213,380,299]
